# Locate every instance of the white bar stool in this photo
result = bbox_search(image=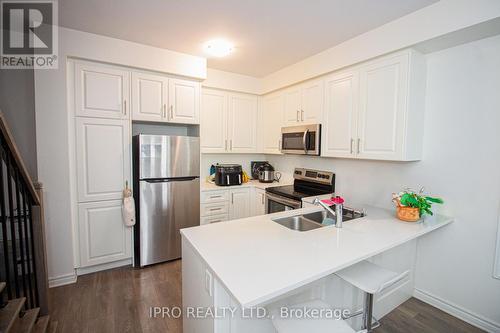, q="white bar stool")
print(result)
[271,299,358,333]
[335,260,409,332]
